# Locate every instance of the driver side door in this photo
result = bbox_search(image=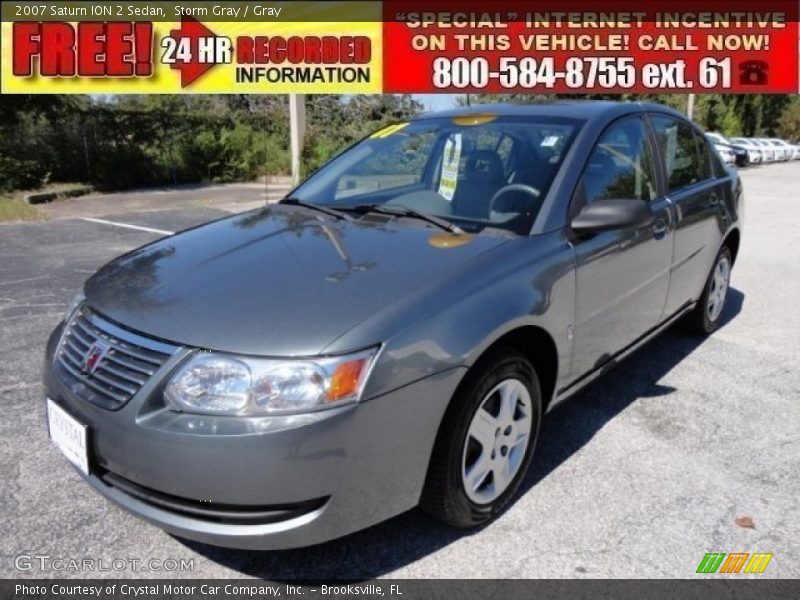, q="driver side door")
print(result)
[569,116,673,379]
